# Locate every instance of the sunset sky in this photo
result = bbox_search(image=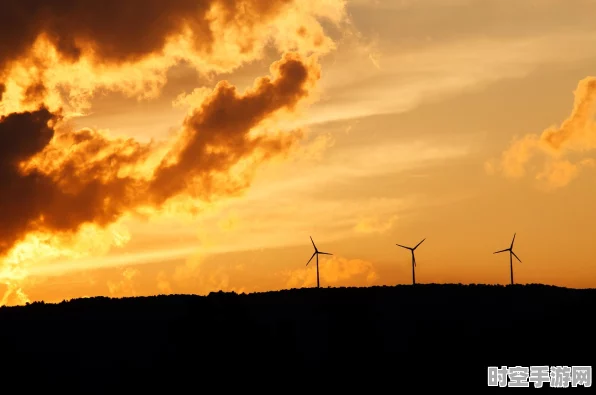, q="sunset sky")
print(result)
[1,0,596,306]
